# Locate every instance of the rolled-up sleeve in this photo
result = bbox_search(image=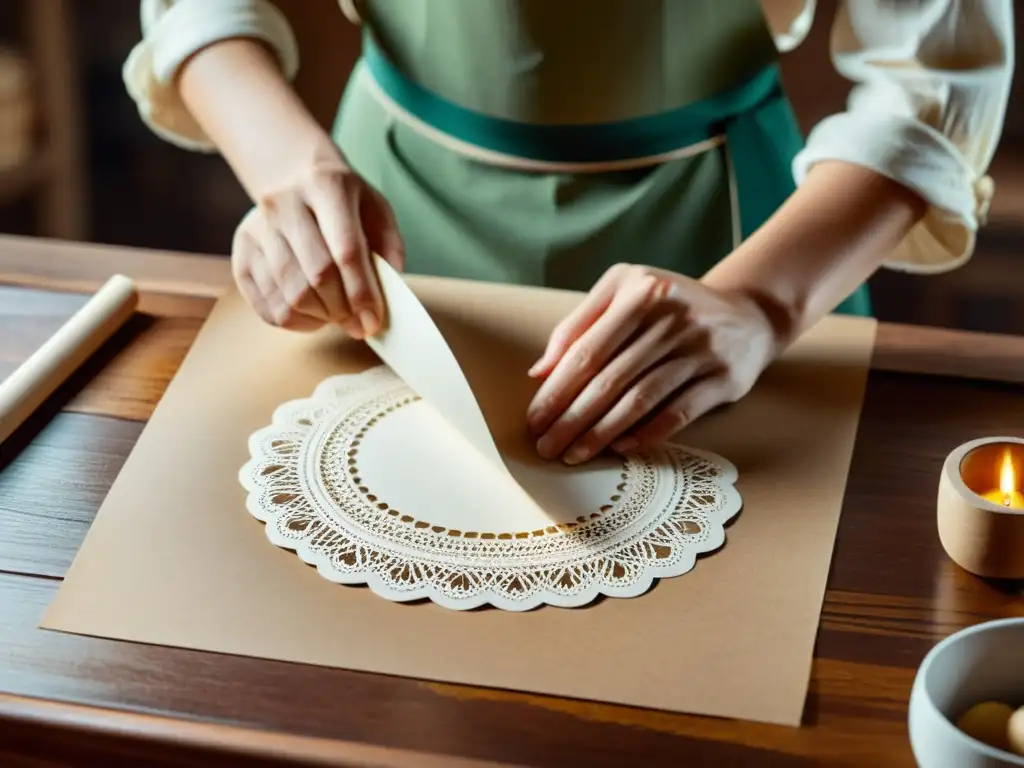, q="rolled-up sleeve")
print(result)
[791,0,1015,273]
[123,0,300,151]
